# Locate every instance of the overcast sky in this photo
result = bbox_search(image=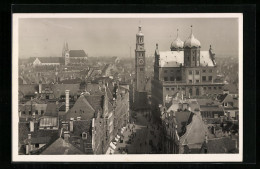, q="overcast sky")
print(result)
[18,18,239,58]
